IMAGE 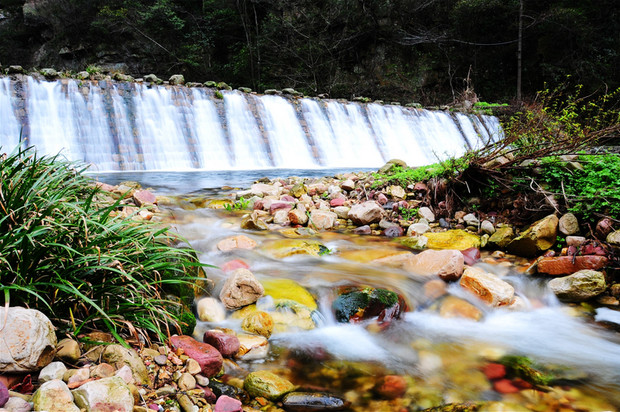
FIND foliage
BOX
[223,197,250,211]
[372,156,471,188]
[398,206,419,221]
[0,147,204,342]
[513,154,620,221]
[472,101,508,115]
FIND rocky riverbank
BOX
[1,161,619,412]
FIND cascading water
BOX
[0,76,502,171]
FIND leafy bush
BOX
[0,147,203,342]
[372,156,471,188]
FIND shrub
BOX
[0,147,204,343]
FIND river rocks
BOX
[282,391,348,411]
[507,214,558,257]
[32,380,80,412]
[488,226,514,248]
[481,220,496,235]
[404,249,464,281]
[388,185,406,199]
[169,74,185,85]
[424,229,481,250]
[169,335,223,377]
[537,256,609,275]
[0,382,7,408]
[548,270,607,301]
[40,67,58,78]
[333,287,403,325]
[463,213,479,227]
[102,344,150,386]
[263,239,329,258]
[607,230,620,246]
[203,330,240,358]
[0,307,56,373]
[2,396,31,412]
[217,235,257,252]
[197,297,227,323]
[214,395,243,412]
[417,207,435,222]
[289,207,309,225]
[439,296,483,320]
[235,334,269,360]
[219,268,264,309]
[72,376,133,412]
[559,213,579,235]
[132,189,157,207]
[348,201,384,225]
[261,278,317,310]
[244,370,296,401]
[459,266,515,307]
[310,209,337,230]
[144,74,163,84]
[375,375,407,399]
[341,179,356,191]
[407,222,430,236]
[39,361,68,383]
[241,311,274,338]
[55,338,81,364]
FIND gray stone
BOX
[406,222,430,236]
[417,207,435,222]
[38,362,67,383]
[548,270,607,302]
[463,213,479,227]
[76,71,90,80]
[7,65,25,74]
[0,307,56,373]
[40,68,58,78]
[144,74,162,84]
[169,74,185,85]
[238,87,252,93]
[32,380,80,412]
[72,376,133,412]
[2,396,32,412]
[102,345,150,386]
[219,268,264,310]
[559,213,580,236]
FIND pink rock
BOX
[280,195,295,202]
[460,247,480,265]
[0,381,8,407]
[353,225,372,235]
[269,202,293,214]
[375,375,407,399]
[330,198,345,207]
[95,182,116,192]
[214,395,243,412]
[203,331,240,358]
[133,190,157,207]
[253,200,264,210]
[404,249,464,281]
[220,259,250,272]
[169,336,223,377]
[383,226,404,237]
[537,256,609,275]
[376,193,388,205]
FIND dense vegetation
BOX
[0,0,618,104]
[0,147,202,342]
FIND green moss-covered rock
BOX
[241,311,274,338]
[244,370,296,400]
[333,287,402,323]
[498,355,553,386]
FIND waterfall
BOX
[0,76,503,171]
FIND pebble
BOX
[154,355,168,366]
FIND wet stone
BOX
[282,391,349,411]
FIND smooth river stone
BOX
[537,256,609,275]
[459,266,514,307]
[169,335,223,377]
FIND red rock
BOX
[537,256,609,275]
[493,379,520,394]
[220,259,249,273]
[330,198,345,207]
[133,190,157,207]
[203,331,240,358]
[200,386,217,403]
[214,395,243,412]
[460,247,480,265]
[383,226,404,237]
[169,335,223,377]
[270,202,293,214]
[280,195,295,202]
[595,218,614,239]
[375,375,407,399]
[512,378,533,389]
[253,200,264,210]
[482,363,506,380]
[376,193,388,205]
[95,182,116,192]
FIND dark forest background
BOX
[0,0,618,104]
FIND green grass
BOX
[0,147,205,343]
[372,156,471,188]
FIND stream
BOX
[98,172,620,411]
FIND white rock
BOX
[406,222,430,236]
[333,206,350,220]
[196,297,226,323]
[32,380,80,412]
[463,213,479,227]
[250,183,280,197]
[0,307,56,373]
[481,220,495,235]
[309,210,337,230]
[417,207,435,222]
[72,376,133,412]
[2,396,32,412]
[39,361,67,383]
[348,201,384,225]
[459,266,515,307]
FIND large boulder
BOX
[548,270,607,302]
[459,267,515,307]
[348,201,384,225]
[404,249,464,281]
[169,335,223,377]
[0,307,56,373]
[32,380,80,412]
[71,376,133,412]
[244,370,296,401]
[507,214,558,257]
[102,344,150,386]
[219,268,265,310]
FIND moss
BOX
[333,291,370,323]
[370,288,398,307]
[499,355,553,386]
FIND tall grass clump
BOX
[0,147,203,343]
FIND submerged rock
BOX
[438,296,483,321]
[244,370,296,401]
[261,278,318,310]
[263,239,329,258]
[459,266,514,307]
[548,270,607,302]
[333,287,404,325]
[241,311,274,338]
[282,391,349,411]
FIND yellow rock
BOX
[338,248,411,265]
[439,296,483,321]
[262,278,317,310]
[424,230,481,250]
[206,199,234,209]
[262,239,328,258]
